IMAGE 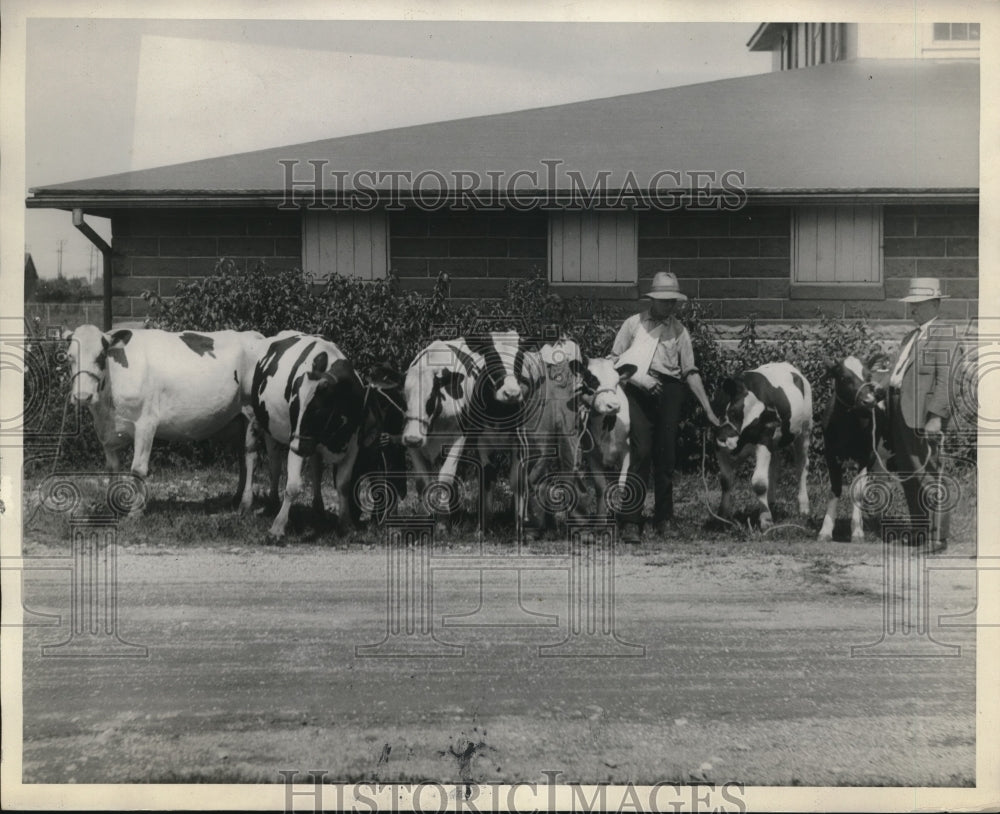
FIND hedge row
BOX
[24,259,974,474]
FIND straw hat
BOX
[899,277,950,303]
[644,271,688,301]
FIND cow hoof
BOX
[265,533,287,547]
[759,517,773,532]
[851,532,866,543]
[817,532,833,543]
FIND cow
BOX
[817,353,891,542]
[401,330,539,524]
[242,331,372,540]
[347,363,408,525]
[62,324,266,500]
[578,357,637,524]
[516,338,590,539]
[712,362,813,531]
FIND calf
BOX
[63,324,266,500]
[817,353,891,542]
[713,362,813,530]
[579,357,637,522]
[244,331,368,540]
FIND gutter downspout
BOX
[72,209,113,331]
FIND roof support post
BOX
[72,209,113,331]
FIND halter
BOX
[835,380,879,411]
[68,369,102,386]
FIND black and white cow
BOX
[243,331,371,540]
[63,324,266,500]
[401,330,540,521]
[817,353,891,542]
[578,357,637,521]
[712,362,813,530]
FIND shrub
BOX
[32,275,98,303]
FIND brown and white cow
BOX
[63,324,266,500]
[578,357,637,522]
[712,362,813,530]
[244,331,374,540]
[817,353,891,542]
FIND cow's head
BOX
[62,324,109,405]
[712,376,781,452]
[823,355,882,411]
[291,353,365,458]
[359,363,406,449]
[401,346,469,448]
[468,331,533,407]
[582,357,636,417]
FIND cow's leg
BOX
[818,452,842,542]
[230,414,250,509]
[264,435,283,512]
[238,417,260,514]
[332,438,360,534]
[129,417,156,479]
[716,449,736,521]
[438,436,467,523]
[311,454,324,517]
[269,450,303,540]
[794,432,810,517]
[850,467,867,542]
[752,445,774,530]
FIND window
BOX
[830,23,844,61]
[549,211,637,284]
[933,22,980,41]
[810,23,824,65]
[792,206,882,286]
[302,211,388,280]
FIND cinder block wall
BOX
[110,209,301,320]
[389,210,548,299]
[637,204,978,322]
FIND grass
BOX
[21,448,978,554]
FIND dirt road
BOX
[20,540,976,786]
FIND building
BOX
[26,22,978,330]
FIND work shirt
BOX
[611,312,697,380]
[889,317,937,388]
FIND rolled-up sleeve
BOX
[611,316,637,358]
[679,328,698,378]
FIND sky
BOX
[22,18,770,280]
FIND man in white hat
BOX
[611,271,720,542]
[885,277,957,551]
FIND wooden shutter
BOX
[302,211,388,280]
[549,211,637,284]
[793,206,882,284]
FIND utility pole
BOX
[56,239,66,278]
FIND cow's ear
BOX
[615,363,637,382]
[308,352,329,380]
[60,328,73,342]
[866,352,891,374]
[821,360,839,381]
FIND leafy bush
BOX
[32,275,98,303]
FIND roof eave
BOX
[25,188,981,214]
[747,23,791,51]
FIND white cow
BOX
[63,324,266,493]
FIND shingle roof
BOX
[27,58,978,210]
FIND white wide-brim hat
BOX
[899,277,950,303]
[645,271,688,301]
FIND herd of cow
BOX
[61,324,892,543]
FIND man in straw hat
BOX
[611,271,720,542]
[885,277,958,552]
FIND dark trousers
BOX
[886,388,950,544]
[623,377,684,527]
